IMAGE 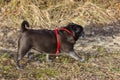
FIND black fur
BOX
[16,21,85,69]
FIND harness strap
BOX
[54,28,74,55]
[58,28,74,37]
[54,29,60,55]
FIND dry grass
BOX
[0,0,120,80]
[0,0,120,28]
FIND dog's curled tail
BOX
[21,20,29,32]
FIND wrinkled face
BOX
[66,23,85,41]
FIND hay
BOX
[0,0,120,28]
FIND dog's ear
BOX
[67,23,83,33]
[66,23,84,40]
[66,23,76,29]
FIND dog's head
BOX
[66,23,85,41]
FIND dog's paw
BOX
[27,52,34,60]
[16,66,24,70]
[46,59,54,63]
[79,58,85,62]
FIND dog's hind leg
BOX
[16,45,31,69]
[69,51,85,62]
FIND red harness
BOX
[53,28,74,55]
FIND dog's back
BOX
[19,21,57,53]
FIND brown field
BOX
[0,0,120,80]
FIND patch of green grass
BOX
[0,46,120,79]
[34,54,46,62]
[97,46,105,53]
[0,53,10,58]
[0,51,120,79]
[56,55,74,63]
[111,67,120,73]
[27,68,59,79]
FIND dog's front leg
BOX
[69,51,85,62]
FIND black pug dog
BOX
[16,20,85,69]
